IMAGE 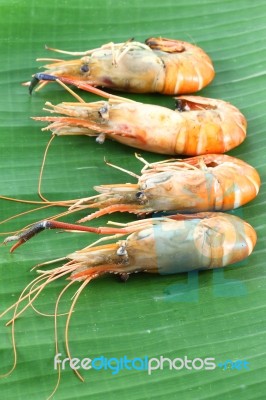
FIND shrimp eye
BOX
[98,105,109,119]
[136,191,147,204]
[175,99,185,112]
[136,191,144,199]
[80,64,89,73]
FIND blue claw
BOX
[29,73,58,94]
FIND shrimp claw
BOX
[29,73,57,94]
[3,220,127,252]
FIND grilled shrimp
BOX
[27,37,215,95]
[34,94,246,155]
[2,213,256,394]
[4,212,257,272]
[66,154,261,222]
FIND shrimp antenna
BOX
[0,273,49,378]
[0,133,82,233]
[47,279,76,399]
[54,79,85,103]
[37,133,84,205]
[38,134,56,202]
[64,278,91,382]
[36,57,65,62]
[104,157,140,179]
[45,44,98,56]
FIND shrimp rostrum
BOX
[67,154,261,222]
[27,37,215,95]
[34,94,247,155]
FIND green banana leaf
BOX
[0,0,265,399]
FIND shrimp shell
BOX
[68,154,261,222]
[33,95,247,156]
[27,37,215,95]
[67,212,257,277]
[4,212,257,275]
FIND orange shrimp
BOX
[26,37,215,95]
[1,213,256,396]
[3,212,257,269]
[65,154,261,222]
[33,92,247,156]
